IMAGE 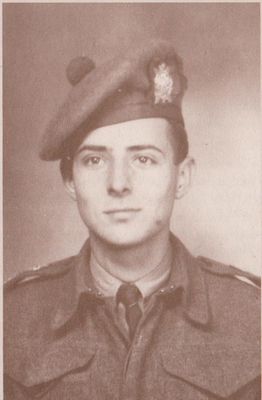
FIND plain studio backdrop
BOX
[3,3,260,280]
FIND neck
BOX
[89,230,171,282]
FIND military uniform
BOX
[4,235,260,399]
[5,40,261,399]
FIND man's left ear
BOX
[175,157,196,199]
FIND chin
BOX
[93,226,163,249]
[100,234,144,249]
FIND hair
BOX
[167,121,189,166]
[60,155,74,181]
[59,120,189,181]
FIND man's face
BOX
[66,118,188,247]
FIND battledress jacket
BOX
[4,235,261,400]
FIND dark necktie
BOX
[116,283,143,339]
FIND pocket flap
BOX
[5,338,96,388]
[161,343,260,398]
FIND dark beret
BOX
[39,39,188,161]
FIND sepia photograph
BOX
[3,3,261,399]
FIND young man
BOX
[4,40,260,400]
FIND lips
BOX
[104,208,141,215]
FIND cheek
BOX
[73,169,104,198]
[151,182,176,226]
[140,169,177,205]
[72,175,100,215]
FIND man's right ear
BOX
[63,178,77,201]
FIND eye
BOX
[82,155,105,168]
[133,155,157,167]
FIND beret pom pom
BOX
[66,56,95,86]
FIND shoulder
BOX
[197,255,260,339]
[4,255,81,387]
[4,255,78,326]
[4,255,77,290]
[198,255,261,288]
[4,255,77,293]
[198,255,260,305]
[4,255,80,366]
[198,255,260,303]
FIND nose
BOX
[107,159,132,197]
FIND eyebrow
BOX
[76,145,107,155]
[76,144,164,155]
[127,145,164,154]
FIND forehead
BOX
[77,118,173,150]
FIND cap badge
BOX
[153,63,174,104]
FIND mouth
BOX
[104,208,141,215]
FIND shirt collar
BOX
[52,234,210,330]
[90,244,172,298]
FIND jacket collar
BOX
[52,234,210,330]
[164,235,210,326]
